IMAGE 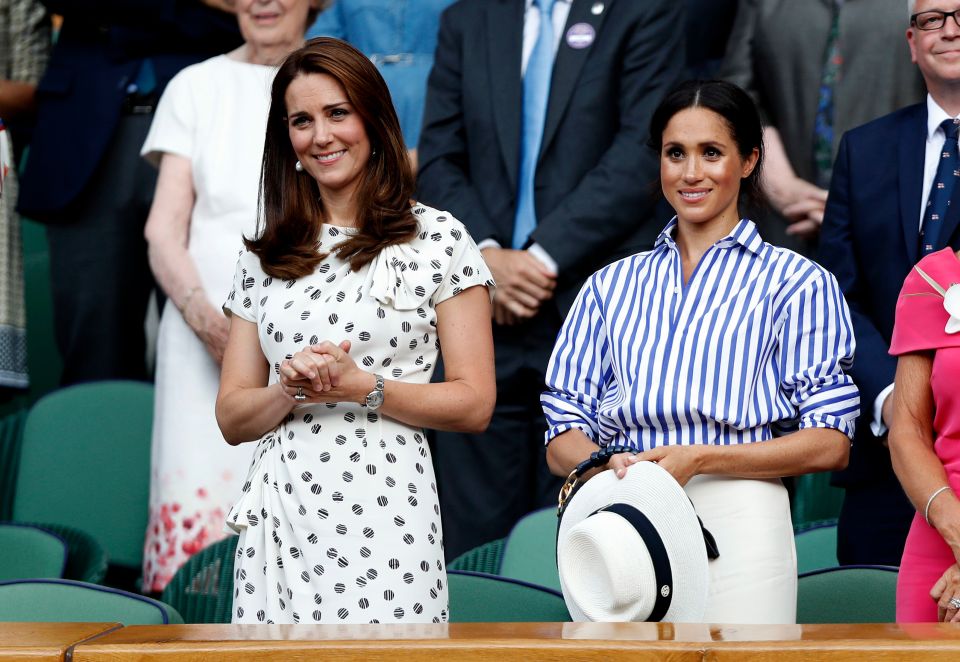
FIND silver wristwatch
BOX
[365,374,385,410]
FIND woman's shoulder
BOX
[409,202,470,238]
[891,249,960,354]
[904,248,960,292]
[759,243,838,291]
[577,251,656,303]
[233,248,266,277]
[164,54,266,101]
[166,54,229,89]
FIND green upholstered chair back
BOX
[0,578,183,624]
[162,535,238,624]
[794,520,839,575]
[499,507,561,591]
[13,381,154,570]
[19,522,109,584]
[796,565,899,624]
[0,410,28,521]
[447,570,570,622]
[447,537,506,574]
[791,471,844,527]
[0,523,67,580]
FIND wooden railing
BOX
[6,621,960,661]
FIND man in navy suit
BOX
[417,0,683,560]
[819,0,960,565]
[17,1,241,385]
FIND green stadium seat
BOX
[0,409,28,520]
[791,471,844,528]
[0,523,67,580]
[13,381,154,575]
[794,520,839,575]
[162,535,238,624]
[447,570,570,622]
[0,578,182,624]
[499,507,560,592]
[20,522,108,584]
[796,565,898,624]
[448,537,506,574]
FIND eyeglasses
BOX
[911,9,960,31]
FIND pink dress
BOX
[893,248,960,622]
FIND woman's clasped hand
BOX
[278,339,369,402]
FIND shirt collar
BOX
[926,94,959,140]
[525,0,572,11]
[654,217,764,256]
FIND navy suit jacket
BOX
[416,0,684,313]
[819,102,960,488]
[17,0,241,220]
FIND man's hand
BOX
[481,247,556,325]
[781,182,828,237]
[760,126,828,239]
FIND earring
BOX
[295,160,303,172]
[371,148,377,157]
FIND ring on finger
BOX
[949,597,960,610]
[293,386,307,402]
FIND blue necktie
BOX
[512,0,556,250]
[129,59,157,96]
[921,118,960,256]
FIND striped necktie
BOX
[812,0,842,189]
[921,118,960,256]
[512,0,556,250]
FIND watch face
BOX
[366,389,384,410]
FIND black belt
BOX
[121,91,158,115]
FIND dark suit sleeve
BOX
[530,0,684,274]
[818,132,897,433]
[417,5,499,243]
[41,0,236,40]
[718,0,765,115]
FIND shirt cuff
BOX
[870,383,896,437]
[527,242,558,275]
[476,238,501,251]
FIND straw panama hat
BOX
[557,461,710,622]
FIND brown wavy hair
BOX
[245,37,417,279]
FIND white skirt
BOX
[684,475,797,625]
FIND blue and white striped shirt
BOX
[542,218,859,450]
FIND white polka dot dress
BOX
[223,204,494,624]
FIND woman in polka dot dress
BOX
[216,38,496,625]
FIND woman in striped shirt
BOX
[542,80,860,624]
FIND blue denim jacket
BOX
[307,0,454,147]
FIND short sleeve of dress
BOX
[140,64,198,167]
[223,250,261,323]
[890,249,960,355]
[432,219,495,305]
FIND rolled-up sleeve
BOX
[541,277,612,446]
[777,267,860,439]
